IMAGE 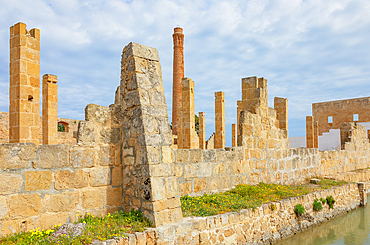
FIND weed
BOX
[0,210,153,244]
[326,196,336,209]
[320,197,327,205]
[313,198,323,211]
[294,204,305,215]
[270,204,276,212]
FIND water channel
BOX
[275,195,370,245]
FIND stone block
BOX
[106,187,122,206]
[43,192,79,212]
[112,166,123,186]
[189,149,203,163]
[9,194,41,218]
[71,146,97,168]
[0,196,8,220]
[161,146,172,163]
[81,188,104,209]
[37,144,70,168]
[38,212,69,230]
[90,167,111,187]
[1,217,35,236]
[25,171,53,191]
[194,179,206,193]
[0,174,22,195]
[175,149,189,163]
[0,143,36,170]
[55,169,89,190]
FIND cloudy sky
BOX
[0,0,369,146]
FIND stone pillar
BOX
[199,112,205,149]
[42,74,58,145]
[314,121,319,148]
[274,97,288,133]
[232,124,237,147]
[215,91,225,149]
[237,100,242,137]
[306,116,314,148]
[181,78,196,149]
[172,27,184,136]
[241,76,268,117]
[120,42,182,227]
[9,22,40,145]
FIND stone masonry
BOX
[179,78,196,149]
[3,23,370,243]
[118,42,182,226]
[42,74,58,145]
[172,27,184,136]
[313,96,370,135]
[9,23,40,145]
[199,112,205,149]
[215,91,225,149]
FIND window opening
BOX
[328,116,333,124]
[353,114,359,121]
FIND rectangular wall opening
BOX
[353,114,359,121]
[328,116,333,123]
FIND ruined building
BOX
[1,23,370,242]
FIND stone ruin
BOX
[1,23,370,236]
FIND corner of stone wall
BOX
[118,42,182,227]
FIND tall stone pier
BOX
[172,27,184,136]
[9,22,40,144]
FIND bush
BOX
[294,204,305,215]
[313,198,323,211]
[320,197,327,205]
[326,196,335,209]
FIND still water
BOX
[275,195,370,245]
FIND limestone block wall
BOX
[318,123,370,176]
[0,142,121,236]
[106,183,360,245]
[0,112,79,145]
[313,96,370,135]
[174,146,320,197]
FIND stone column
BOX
[9,22,40,145]
[274,97,288,133]
[199,112,205,149]
[306,116,314,148]
[172,27,184,136]
[120,42,182,227]
[237,100,242,137]
[314,121,319,148]
[232,124,237,147]
[215,91,225,149]
[42,74,58,145]
[181,78,196,149]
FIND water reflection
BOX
[275,195,370,245]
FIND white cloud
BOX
[0,0,370,146]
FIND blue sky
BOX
[0,0,370,146]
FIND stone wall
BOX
[0,112,79,145]
[318,123,370,176]
[92,183,362,245]
[312,96,370,135]
[0,141,121,236]
[174,146,320,197]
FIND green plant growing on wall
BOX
[313,198,323,211]
[326,196,335,209]
[294,204,305,215]
[320,197,327,205]
[270,204,276,212]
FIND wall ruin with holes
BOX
[2,40,370,238]
[0,112,80,145]
[312,96,370,136]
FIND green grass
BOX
[181,179,347,217]
[0,209,153,245]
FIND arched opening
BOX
[58,121,69,133]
